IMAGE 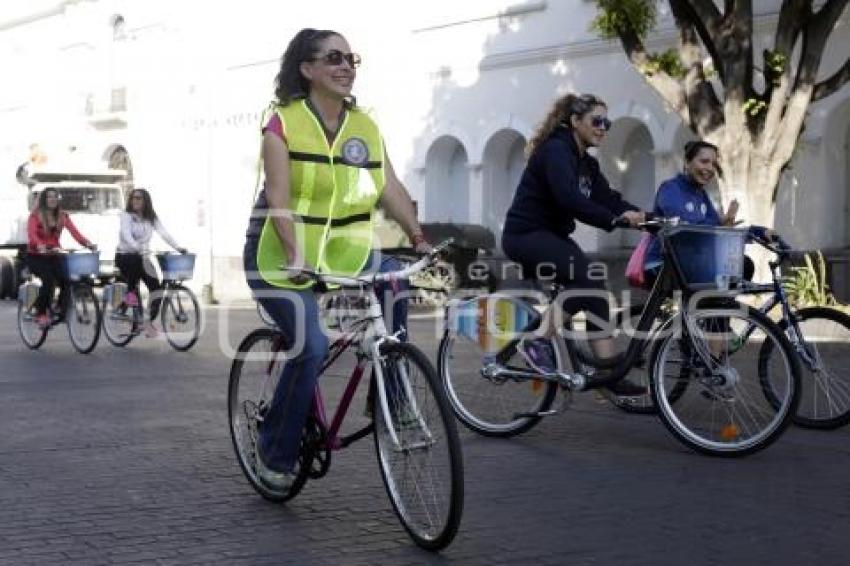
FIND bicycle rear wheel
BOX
[161,285,200,351]
[373,342,463,551]
[67,283,101,354]
[650,305,800,457]
[101,293,137,347]
[760,307,850,429]
[438,325,558,437]
[228,328,310,502]
[18,303,47,349]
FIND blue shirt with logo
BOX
[644,173,723,269]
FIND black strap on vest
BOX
[299,211,371,227]
[289,151,382,169]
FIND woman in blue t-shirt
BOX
[644,140,768,281]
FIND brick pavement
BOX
[0,301,848,565]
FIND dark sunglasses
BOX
[590,116,612,131]
[309,50,362,68]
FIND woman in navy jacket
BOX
[502,93,646,395]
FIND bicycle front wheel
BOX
[18,303,47,349]
[438,328,558,437]
[161,285,201,351]
[760,306,850,430]
[101,293,137,347]
[228,328,310,503]
[373,342,463,551]
[67,284,101,354]
[650,305,800,457]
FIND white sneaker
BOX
[255,453,294,491]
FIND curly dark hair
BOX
[526,93,606,156]
[126,188,158,222]
[273,28,355,108]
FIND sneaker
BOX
[35,313,50,329]
[143,321,160,338]
[517,337,556,374]
[605,378,648,397]
[125,291,139,307]
[255,451,295,491]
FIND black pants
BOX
[115,253,163,319]
[502,230,610,333]
[27,255,67,315]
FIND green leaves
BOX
[641,48,685,78]
[592,0,657,39]
[743,97,768,117]
[783,251,837,309]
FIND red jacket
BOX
[27,210,91,253]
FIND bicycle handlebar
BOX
[280,238,455,289]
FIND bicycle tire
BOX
[161,285,201,351]
[18,303,47,349]
[67,283,101,354]
[373,341,464,551]
[101,291,137,347]
[228,328,310,503]
[438,328,558,437]
[759,306,850,430]
[650,305,800,457]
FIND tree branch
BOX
[680,0,726,84]
[615,17,689,125]
[813,57,850,101]
[670,0,723,135]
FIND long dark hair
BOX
[126,188,158,222]
[273,28,355,108]
[526,93,606,156]
[36,188,61,232]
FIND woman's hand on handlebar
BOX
[617,210,646,228]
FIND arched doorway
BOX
[482,129,526,250]
[599,119,655,248]
[423,136,469,223]
[104,144,134,197]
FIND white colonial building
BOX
[1,0,848,301]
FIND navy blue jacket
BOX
[503,127,638,239]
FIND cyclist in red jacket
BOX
[27,188,97,327]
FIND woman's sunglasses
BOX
[309,50,362,68]
[590,116,612,131]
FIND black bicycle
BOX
[439,218,802,457]
[17,250,102,354]
[608,233,850,430]
[101,252,201,351]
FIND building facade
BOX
[1,0,848,301]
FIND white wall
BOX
[1,0,848,301]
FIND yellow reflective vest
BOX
[256,100,386,288]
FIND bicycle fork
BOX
[371,335,434,452]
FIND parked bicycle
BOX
[438,218,802,457]
[228,242,464,550]
[17,249,102,354]
[101,252,201,351]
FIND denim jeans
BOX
[243,239,408,472]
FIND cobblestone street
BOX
[1,301,848,565]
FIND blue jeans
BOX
[243,240,408,472]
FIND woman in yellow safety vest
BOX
[243,28,430,491]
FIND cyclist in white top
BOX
[115,188,186,337]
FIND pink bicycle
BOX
[228,242,463,551]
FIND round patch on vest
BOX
[341,137,369,166]
[685,201,695,213]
